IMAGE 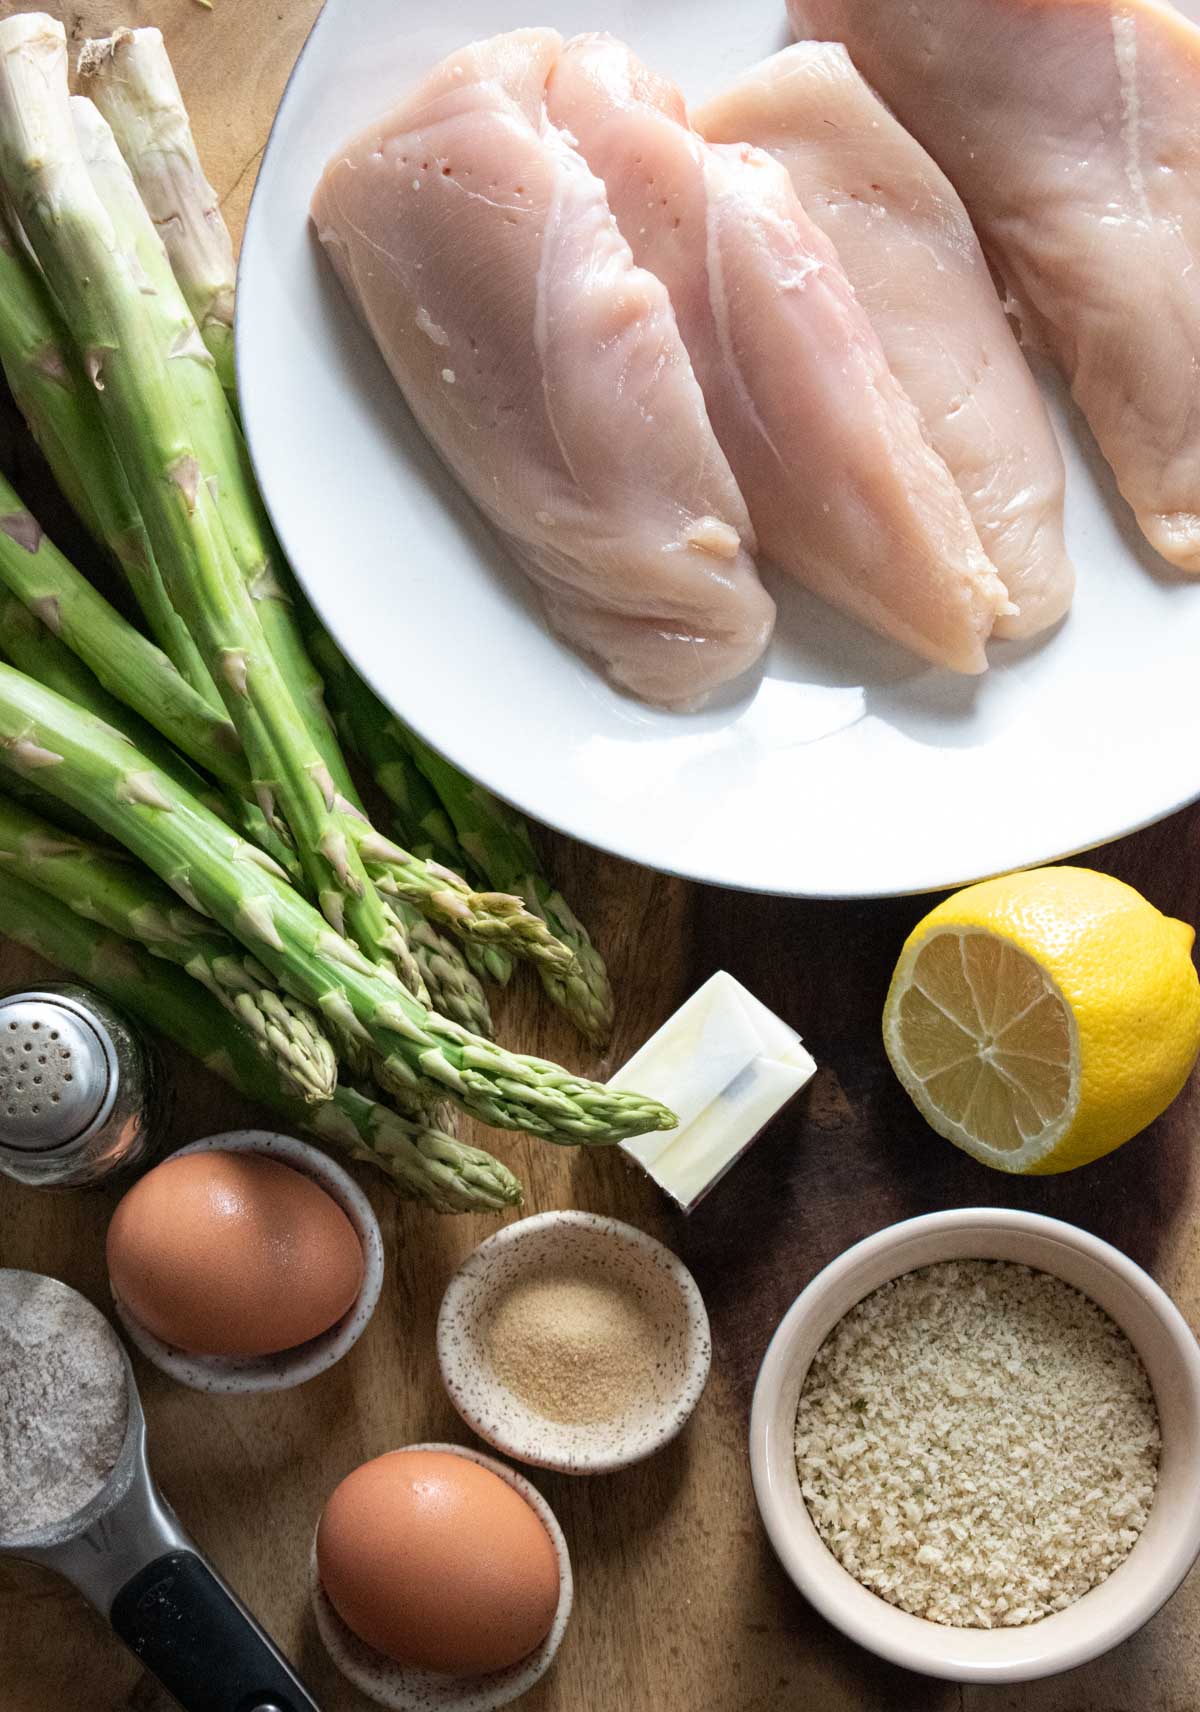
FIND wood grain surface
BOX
[1,4,1199,1709]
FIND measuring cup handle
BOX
[109,1548,320,1712]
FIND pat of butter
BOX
[611,971,816,1212]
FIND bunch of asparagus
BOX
[0,15,662,1211]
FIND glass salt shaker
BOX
[0,983,168,1188]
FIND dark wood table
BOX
[1,5,1198,1708]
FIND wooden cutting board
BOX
[1,5,1199,1709]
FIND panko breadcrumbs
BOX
[795,1261,1159,1628]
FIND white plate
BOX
[238,0,1200,899]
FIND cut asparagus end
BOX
[79,26,237,395]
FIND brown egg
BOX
[106,1151,364,1356]
[316,1450,560,1675]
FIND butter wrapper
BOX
[611,970,816,1212]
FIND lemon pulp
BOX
[886,927,1076,1165]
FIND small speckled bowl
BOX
[111,1128,384,1395]
[310,1440,573,1712]
[437,1211,711,1475]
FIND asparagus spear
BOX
[0,472,245,783]
[0,206,105,542]
[0,475,307,881]
[0,638,97,844]
[0,662,674,1144]
[69,93,340,779]
[0,587,177,765]
[75,33,335,777]
[0,791,337,1104]
[301,618,514,996]
[78,27,237,399]
[398,729,615,1045]
[0,209,303,879]
[75,28,356,806]
[302,619,470,878]
[0,200,220,707]
[0,579,290,867]
[70,90,364,832]
[0,472,297,883]
[0,863,522,1211]
[300,622,609,1038]
[5,70,332,832]
[399,908,494,1036]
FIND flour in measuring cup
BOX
[0,1270,128,1541]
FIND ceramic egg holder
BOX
[310,1442,573,1712]
[111,1129,384,1394]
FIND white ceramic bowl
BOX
[310,1440,573,1712]
[111,1129,384,1395]
[437,1211,711,1474]
[750,1208,1200,1683]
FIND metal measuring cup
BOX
[0,1273,320,1712]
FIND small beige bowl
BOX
[310,1440,573,1712]
[751,1208,1200,1683]
[112,1128,384,1394]
[437,1211,711,1475]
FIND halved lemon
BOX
[883,867,1200,1174]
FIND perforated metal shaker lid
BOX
[0,989,118,1152]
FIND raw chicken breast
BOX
[696,45,1075,639]
[547,33,1011,675]
[787,0,1200,572]
[312,29,773,708]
